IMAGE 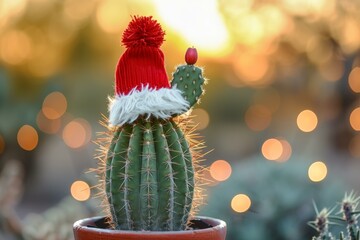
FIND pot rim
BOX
[74,215,226,236]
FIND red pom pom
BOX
[122,16,165,48]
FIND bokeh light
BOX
[62,118,92,149]
[17,125,39,151]
[210,160,232,182]
[261,138,283,161]
[231,194,251,213]
[0,30,32,65]
[297,110,318,132]
[349,67,360,93]
[341,18,360,54]
[191,108,210,130]
[350,107,360,131]
[0,134,5,154]
[233,53,270,85]
[70,180,90,201]
[36,111,61,134]
[277,139,292,162]
[42,92,67,120]
[308,161,327,182]
[245,104,272,131]
[0,0,27,29]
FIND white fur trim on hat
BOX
[108,85,189,126]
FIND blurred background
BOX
[1,0,360,239]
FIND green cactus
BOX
[310,191,360,240]
[171,65,205,110]
[104,117,197,231]
[98,16,206,232]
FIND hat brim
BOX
[108,85,189,126]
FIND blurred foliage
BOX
[200,155,344,240]
[0,161,23,240]
[0,160,97,240]
[22,197,97,240]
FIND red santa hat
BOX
[108,16,188,126]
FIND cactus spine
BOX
[98,16,206,232]
[171,48,206,110]
[105,117,195,231]
[171,65,205,109]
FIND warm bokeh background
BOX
[1,0,360,239]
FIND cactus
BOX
[171,48,206,110]
[310,191,360,240]
[105,117,195,231]
[102,115,204,231]
[308,205,336,240]
[97,16,206,231]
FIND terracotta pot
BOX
[73,216,227,240]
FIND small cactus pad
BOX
[171,65,205,109]
[105,117,194,231]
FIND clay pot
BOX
[73,216,227,240]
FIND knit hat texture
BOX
[108,16,188,126]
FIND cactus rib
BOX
[104,117,197,231]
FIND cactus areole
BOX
[73,15,226,240]
[106,15,206,232]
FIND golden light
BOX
[63,119,92,149]
[42,92,67,120]
[277,139,292,162]
[261,138,283,161]
[25,34,61,78]
[70,180,90,202]
[282,0,328,16]
[234,13,265,46]
[17,125,39,151]
[153,0,231,56]
[231,194,251,213]
[63,0,95,22]
[349,67,360,93]
[0,134,5,154]
[210,160,232,182]
[0,0,27,29]
[319,60,344,82]
[245,104,272,131]
[350,107,360,131]
[308,161,327,182]
[349,135,360,158]
[36,111,61,134]
[0,30,32,65]
[297,110,318,132]
[96,0,129,33]
[233,53,269,84]
[191,108,210,130]
[259,5,288,37]
[342,18,360,54]
[306,36,333,65]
